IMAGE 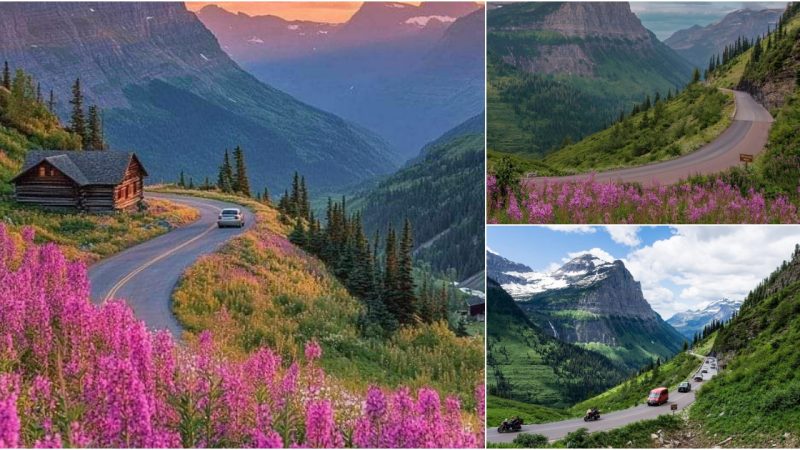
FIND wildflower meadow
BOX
[487,174,800,224]
[0,224,484,448]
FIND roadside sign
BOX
[671,404,678,414]
[740,154,754,163]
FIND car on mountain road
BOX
[217,208,245,228]
[677,381,691,393]
[648,387,669,406]
[693,375,704,382]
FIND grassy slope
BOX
[487,395,570,428]
[160,188,484,407]
[542,85,734,174]
[487,281,628,411]
[689,250,800,446]
[0,86,198,262]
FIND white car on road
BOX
[217,208,245,228]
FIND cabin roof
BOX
[12,151,147,186]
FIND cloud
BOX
[566,247,617,264]
[544,225,597,234]
[623,226,800,318]
[606,226,641,247]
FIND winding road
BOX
[487,356,719,443]
[528,90,773,186]
[88,193,253,338]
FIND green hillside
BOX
[352,115,484,280]
[541,84,733,174]
[487,2,693,157]
[487,279,628,410]
[689,245,800,446]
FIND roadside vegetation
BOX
[0,227,484,447]
[487,396,571,427]
[159,186,484,409]
[689,245,800,446]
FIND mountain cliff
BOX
[490,252,685,369]
[199,2,484,158]
[487,278,628,408]
[665,8,782,69]
[487,1,694,156]
[667,298,743,339]
[0,2,398,191]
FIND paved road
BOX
[88,193,253,337]
[527,90,773,186]
[488,356,719,443]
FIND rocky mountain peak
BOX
[542,2,650,40]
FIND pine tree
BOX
[290,172,301,217]
[47,89,55,113]
[87,105,105,150]
[179,170,186,188]
[69,78,88,148]
[396,218,416,324]
[188,177,194,190]
[299,176,310,219]
[691,67,701,84]
[36,82,42,103]
[383,225,399,321]
[288,217,307,247]
[217,150,234,193]
[1,61,9,90]
[232,146,250,196]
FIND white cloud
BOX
[624,226,800,318]
[606,226,641,247]
[544,225,597,234]
[566,247,617,264]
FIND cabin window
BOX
[38,166,46,177]
[49,168,56,176]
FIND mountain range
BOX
[488,250,686,369]
[0,2,398,192]
[353,114,485,281]
[487,1,694,156]
[196,2,485,158]
[664,8,783,69]
[666,298,743,339]
[487,278,628,408]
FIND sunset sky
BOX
[185,2,417,23]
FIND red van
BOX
[647,387,669,406]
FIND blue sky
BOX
[487,226,800,319]
[631,2,788,40]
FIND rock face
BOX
[0,2,397,191]
[490,251,685,369]
[667,298,744,339]
[665,8,782,69]
[197,2,484,159]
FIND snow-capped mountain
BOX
[667,298,744,339]
[487,251,616,300]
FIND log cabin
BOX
[11,150,148,212]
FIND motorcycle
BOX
[583,408,601,422]
[497,417,523,433]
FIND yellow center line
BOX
[102,206,222,302]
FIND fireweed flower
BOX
[0,226,483,448]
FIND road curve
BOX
[528,90,773,186]
[88,193,253,338]
[487,357,719,443]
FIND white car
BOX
[217,208,245,228]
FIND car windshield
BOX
[221,209,239,216]
[649,392,659,398]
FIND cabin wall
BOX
[112,166,144,211]
[13,164,79,208]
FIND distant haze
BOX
[631,1,787,40]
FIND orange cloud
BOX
[185,2,420,23]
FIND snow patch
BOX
[287,25,299,31]
[146,16,153,21]
[247,37,264,44]
[405,15,456,27]
[317,30,328,34]
[89,8,95,12]
[200,53,209,61]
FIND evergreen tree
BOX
[262,187,271,205]
[395,219,416,324]
[692,67,701,84]
[69,78,88,148]
[217,149,234,193]
[299,176,310,219]
[288,217,307,247]
[232,146,250,196]
[87,105,105,150]
[179,170,186,188]
[1,61,9,90]
[188,177,194,190]
[47,89,55,113]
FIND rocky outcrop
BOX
[667,298,744,339]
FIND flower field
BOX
[487,175,800,224]
[0,224,484,448]
[165,189,485,409]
